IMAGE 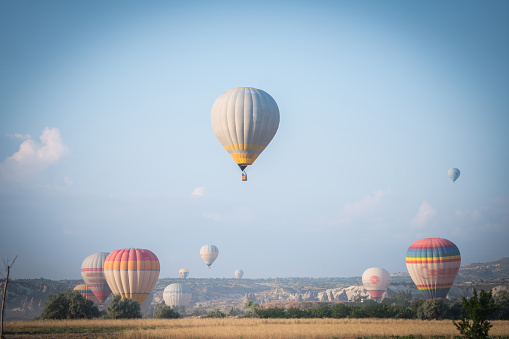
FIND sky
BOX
[1,0,508,280]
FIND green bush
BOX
[106,295,142,319]
[40,290,100,320]
[286,307,309,318]
[310,305,332,318]
[417,299,448,320]
[453,289,498,339]
[331,303,351,318]
[153,303,181,319]
[203,308,226,318]
[492,290,509,320]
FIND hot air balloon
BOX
[406,238,461,299]
[81,252,112,306]
[104,248,160,305]
[179,268,189,279]
[362,267,391,301]
[163,283,192,308]
[211,87,280,181]
[200,245,219,269]
[448,168,460,183]
[234,269,244,279]
[74,284,99,303]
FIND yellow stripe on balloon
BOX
[230,153,259,165]
[223,144,267,151]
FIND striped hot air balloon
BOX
[81,252,112,305]
[362,267,391,301]
[200,245,219,269]
[211,87,280,181]
[179,268,189,279]
[406,238,461,299]
[74,284,99,303]
[234,269,244,279]
[104,248,160,305]
[163,283,192,308]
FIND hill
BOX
[2,257,508,320]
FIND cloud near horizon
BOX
[191,186,207,197]
[410,201,437,228]
[0,127,68,181]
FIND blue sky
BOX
[1,0,508,280]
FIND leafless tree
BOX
[1,255,17,339]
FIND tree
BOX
[453,289,498,339]
[1,256,17,339]
[242,301,259,318]
[492,290,509,320]
[417,299,448,320]
[40,290,100,320]
[203,308,226,318]
[106,295,142,319]
[153,303,180,319]
[310,305,331,318]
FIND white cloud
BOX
[339,188,390,219]
[410,201,437,228]
[0,127,68,180]
[64,176,74,186]
[191,186,207,197]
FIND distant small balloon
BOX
[448,168,460,183]
[179,268,189,279]
[163,283,192,307]
[200,245,219,269]
[362,267,391,301]
[235,269,244,279]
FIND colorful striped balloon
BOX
[104,248,160,305]
[81,252,112,304]
[163,283,192,307]
[406,238,461,299]
[73,284,99,303]
[179,268,189,279]
[362,267,391,301]
[200,245,219,269]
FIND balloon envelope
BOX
[163,283,192,307]
[406,238,461,299]
[234,269,244,279]
[104,248,160,305]
[362,267,391,300]
[448,168,460,183]
[179,269,189,279]
[74,284,99,303]
[81,252,112,304]
[200,245,219,268]
[211,87,280,170]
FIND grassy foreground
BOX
[5,318,509,338]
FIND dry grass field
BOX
[5,318,509,338]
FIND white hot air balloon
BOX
[81,252,112,306]
[163,283,192,308]
[234,269,244,279]
[362,267,391,302]
[200,245,219,269]
[448,168,460,183]
[211,87,280,181]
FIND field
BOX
[4,318,509,338]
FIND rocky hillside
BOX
[2,257,508,320]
